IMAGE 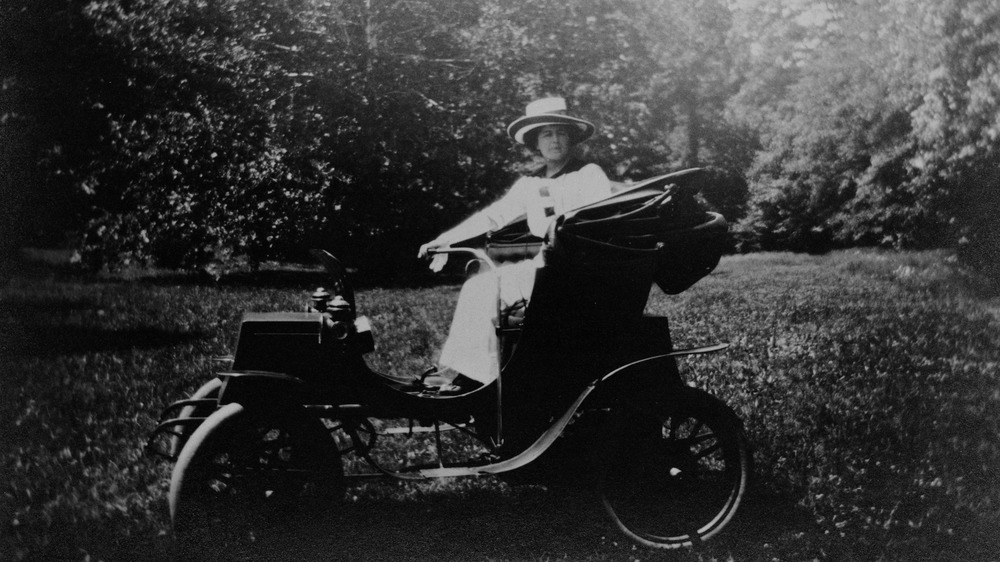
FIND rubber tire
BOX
[168,377,222,458]
[169,403,344,550]
[597,386,750,549]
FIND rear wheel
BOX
[598,386,749,549]
[169,403,344,549]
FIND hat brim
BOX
[507,114,595,145]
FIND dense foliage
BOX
[2,250,998,560]
[728,0,1000,266]
[2,0,997,281]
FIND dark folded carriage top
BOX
[489,167,729,294]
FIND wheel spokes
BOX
[600,392,749,549]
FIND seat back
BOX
[495,247,657,446]
[494,168,727,438]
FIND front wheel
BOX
[598,386,750,549]
[168,377,222,458]
[169,403,344,548]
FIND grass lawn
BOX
[1,250,998,561]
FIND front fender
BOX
[217,370,305,409]
[588,342,731,407]
[600,342,728,384]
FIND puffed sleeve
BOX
[435,178,535,245]
[480,177,536,229]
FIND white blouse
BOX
[440,163,612,245]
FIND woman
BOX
[418,97,612,389]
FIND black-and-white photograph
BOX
[2,0,998,560]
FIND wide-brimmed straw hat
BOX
[506,97,595,146]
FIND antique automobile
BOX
[147,168,751,550]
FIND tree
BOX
[465,0,751,218]
[728,0,1000,261]
[903,0,1000,283]
[462,0,657,173]
[1,0,121,265]
[75,0,321,268]
[634,0,753,220]
[72,0,515,274]
[19,0,997,278]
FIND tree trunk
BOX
[684,89,700,169]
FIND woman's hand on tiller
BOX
[418,241,449,272]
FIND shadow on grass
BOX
[0,324,205,358]
[707,486,830,560]
[136,268,334,290]
[133,267,463,291]
[156,486,617,562]
[123,482,831,562]
[5,249,472,291]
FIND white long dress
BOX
[436,162,612,384]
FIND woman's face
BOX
[535,125,574,163]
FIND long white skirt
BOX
[437,260,538,384]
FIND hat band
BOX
[507,114,595,145]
